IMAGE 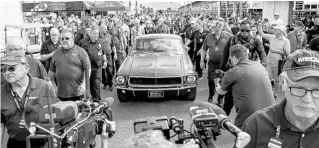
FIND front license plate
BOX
[148,90,164,98]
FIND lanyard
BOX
[11,88,31,112]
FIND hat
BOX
[274,13,279,16]
[308,37,319,51]
[273,25,286,32]
[293,21,304,27]
[189,18,196,24]
[1,53,28,66]
[282,50,319,81]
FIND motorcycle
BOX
[24,97,115,148]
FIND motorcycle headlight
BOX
[187,76,196,83]
[116,76,125,84]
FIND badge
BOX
[249,39,254,44]
[200,39,203,42]
[98,50,102,56]
[46,32,49,36]
[98,44,102,49]
[268,126,283,148]
[215,46,219,51]
[19,114,26,128]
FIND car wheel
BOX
[117,89,131,102]
[184,87,197,101]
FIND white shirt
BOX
[121,24,130,38]
[271,18,283,26]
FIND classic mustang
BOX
[115,34,197,102]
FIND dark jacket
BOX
[220,34,267,71]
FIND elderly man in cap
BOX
[1,38,48,85]
[306,13,319,43]
[1,53,57,148]
[199,18,233,104]
[271,12,283,26]
[258,23,290,99]
[287,21,307,53]
[242,50,319,148]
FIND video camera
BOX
[133,104,251,148]
[133,106,222,144]
[25,97,115,148]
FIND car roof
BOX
[136,34,182,40]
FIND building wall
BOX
[262,1,294,26]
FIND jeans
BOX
[102,54,114,87]
[90,69,102,101]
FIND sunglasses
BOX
[241,29,251,33]
[1,66,18,73]
[61,37,71,41]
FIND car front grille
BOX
[129,77,182,85]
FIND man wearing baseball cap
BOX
[242,49,319,148]
[306,13,319,43]
[1,53,58,148]
[271,12,283,26]
[287,21,307,53]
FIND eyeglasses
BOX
[240,29,251,33]
[61,37,71,41]
[1,65,19,73]
[287,81,319,98]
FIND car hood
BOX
[129,54,183,77]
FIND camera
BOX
[189,106,219,129]
[134,116,170,140]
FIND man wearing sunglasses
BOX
[221,20,267,71]
[1,53,57,148]
[219,20,267,115]
[48,29,92,101]
[242,50,319,148]
[1,38,48,85]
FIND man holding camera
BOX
[242,50,319,148]
[216,44,275,128]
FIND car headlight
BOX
[187,76,196,83]
[116,76,125,84]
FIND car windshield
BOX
[133,38,184,54]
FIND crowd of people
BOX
[1,8,319,148]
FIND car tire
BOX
[184,87,197,101]
[117,89,131,102]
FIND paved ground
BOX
[1,70,238,148]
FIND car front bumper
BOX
[116,85,197,98]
